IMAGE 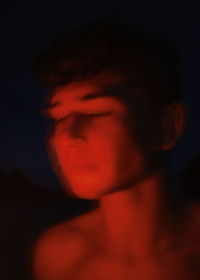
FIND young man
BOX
[32,19,200,280]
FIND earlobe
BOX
[160,102,187,151]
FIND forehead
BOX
[44,77,129,118]
[50,71,124,104]
[49,72,125,104]
[50,81,102,104]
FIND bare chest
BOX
[63,251,199,280]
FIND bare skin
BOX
[33,196,200,280]
[33,74,200,280]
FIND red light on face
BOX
[67,166,97,173]
[46,79,159,200]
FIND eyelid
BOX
[86,112,112,117]
[44,111,112,122]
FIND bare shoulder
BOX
[33,209,101,280]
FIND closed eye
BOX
[44,112,112,126]
[86,112,112,118]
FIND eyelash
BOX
[85,112,111,119]
[45,112,111,126]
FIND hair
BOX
[33,18,183,108]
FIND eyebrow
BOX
[80,83,138,101]
[42,90,113,110]
[42,82,134,110]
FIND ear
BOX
[159,102,187,151]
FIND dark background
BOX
[0,1,200,279]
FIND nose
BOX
[69,115,86,140]
[54,114,87,145]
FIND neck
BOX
[99,169,175,262]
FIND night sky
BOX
[1,1,200,188]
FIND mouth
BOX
[67,166,97,172]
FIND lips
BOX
[67,165,96,172]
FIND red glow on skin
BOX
[45,77,150,199]
[34,74,200,280]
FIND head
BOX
[34,18,186,199]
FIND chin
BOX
[59,167,120,199]
[69,183,106,199]
[66,177,114,199]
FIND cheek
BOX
[47,133,71,177]
[47,136,64,171]
[89,121,136,169]
[88,129,146,193]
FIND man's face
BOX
[43,77,158,199]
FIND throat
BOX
[99,171,175,261]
